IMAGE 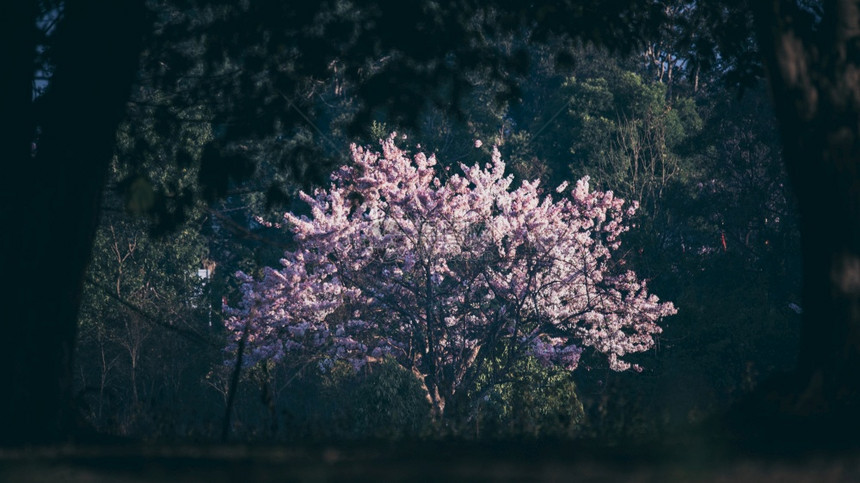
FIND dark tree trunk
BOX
[749,0,860,438]
[0,1,147,445]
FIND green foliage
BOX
[317,358,433,440]
[228,358,432,442]
[564,67,702,217]
[230,355,583,442]
[112,87,215,230]
[76,212,220,436]
[467,357,585,440]
[368,121,390,143]
[72,12,800,444]
[502,131,549,182]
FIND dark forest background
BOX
[71,1,799,443]
[3,0,859,449]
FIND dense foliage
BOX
[62,1,812,444]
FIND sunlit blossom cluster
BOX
[225,134,676,413]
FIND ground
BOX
[2,441,859,482]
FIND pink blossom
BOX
[225,133,676,417]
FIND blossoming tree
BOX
[226,134,676,418]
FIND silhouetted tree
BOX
[0,1,148,444]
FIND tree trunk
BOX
[0,1,147,445]
[749,0,860,438]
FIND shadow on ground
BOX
[3,437,860,482]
